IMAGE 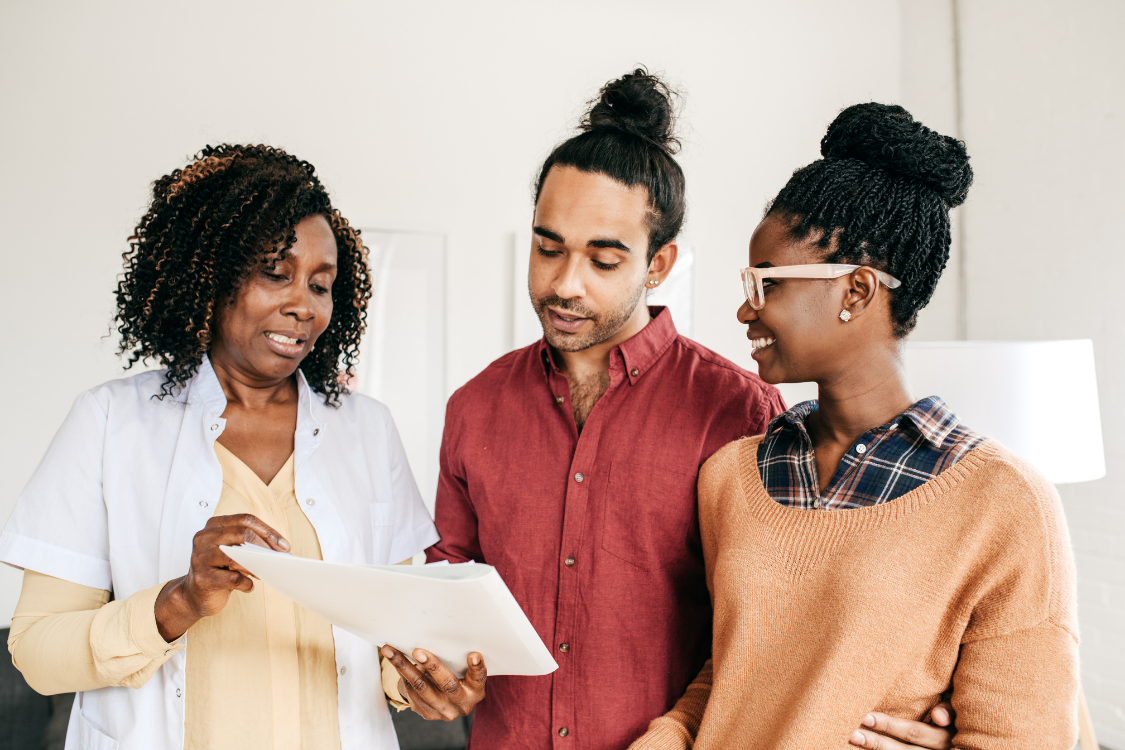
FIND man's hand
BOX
[381,644,486,721]
[848,702,956,749]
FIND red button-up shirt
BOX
[428,308,784,750]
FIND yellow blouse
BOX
[8,445,344,750]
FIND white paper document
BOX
[221,544,558,676]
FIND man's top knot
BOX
[581,67,680,155]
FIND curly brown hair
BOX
[115,144,371,405]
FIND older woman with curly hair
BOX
[1,145,438,750]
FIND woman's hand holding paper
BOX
[381,644,487,721]
[154,513,291,642]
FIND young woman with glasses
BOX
[631,103,1080,750]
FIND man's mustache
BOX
[535,295,597,320]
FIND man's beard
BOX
[531,279,647,352]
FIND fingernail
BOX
[862,714,875,727]
[471,654,480,666]
[278,538,291,551]
[933,707,948,723]
[414,651,428,664]
[381,646,393,658]
[850,731,866,746]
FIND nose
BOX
[736,299,759,325]
[281,283,317,322]
[553,256,586,300]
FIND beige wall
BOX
[0,1,900,621]
[903,1,1125,745]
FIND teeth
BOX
[266,332,299,345]
[750,337,776,350]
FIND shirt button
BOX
[630,368,639,377]
[313,428,320,436]
[856,444,867,454]
[199,501,208,508]
[813,498,822,509]
[556,396,564,404]
[306,498,316,506]
[558,727,569,737]
[175,688,182,698]
[564,556,575,567]
[559,643,569,652]
[339,666,347,675]
[574,473,583,483]
[210,424,218,431]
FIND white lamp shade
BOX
[904,340,1105,485]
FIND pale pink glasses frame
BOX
[740,264,902,310]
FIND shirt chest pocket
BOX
[601,459,700,571]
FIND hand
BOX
[381,644,486,721]
[154,514,290,641]
[848,702,956,749]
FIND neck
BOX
[209,349,298,410]
[553,303,652,379]
[808,341,914,447]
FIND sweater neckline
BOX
[737,435,1001,532]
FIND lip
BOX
[264,330,308,358]
[546,306,591,334]
[746,330,776,361]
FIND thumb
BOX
[464,652,487,690]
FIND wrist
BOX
[154,577,199,642]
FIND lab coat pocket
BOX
[601,459,699,571]
[73,705,120,750]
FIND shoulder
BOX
[78,368,179,415]
[955,440,1078,637]
[672,336,781,401]
[447,344,540,411]
[699,436,763,496]
[317,388,394,432]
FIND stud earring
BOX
[839,310,852,322]
[648,279,659,286]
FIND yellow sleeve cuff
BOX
[127,582,184,660]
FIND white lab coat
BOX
[0,357,439,750]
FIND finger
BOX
[861,712,953,750]
[928,701,954,727]
[850,728,911,749]
[216,514,291,551]
[382,646,441,703]
[398,677,446,721]
[412,650,465,719]
[414,650,463,697]
[463,652,487,693]
[205,568,254,593]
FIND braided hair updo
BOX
[115,144,371,405]
[535,67,686,261]
[767,103,972,336]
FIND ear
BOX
[842,266,882,321]
[646,242,679,285]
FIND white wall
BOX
[0,1,901,624]
[954,2,1125,745]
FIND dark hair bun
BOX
[820,102,972,208]
[582,68,680,154]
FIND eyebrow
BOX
[588,237,631,252]
[754,262,775,268]
[533,226,631,253]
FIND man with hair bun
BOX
[383,73,956,750]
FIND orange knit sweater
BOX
[630,436,1079,750]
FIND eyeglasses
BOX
[740,264,902,310]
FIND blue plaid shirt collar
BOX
[765,395,962,450]
[758,395,984,510]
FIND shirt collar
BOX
[538,306,678,384]
[765,395,962,449]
